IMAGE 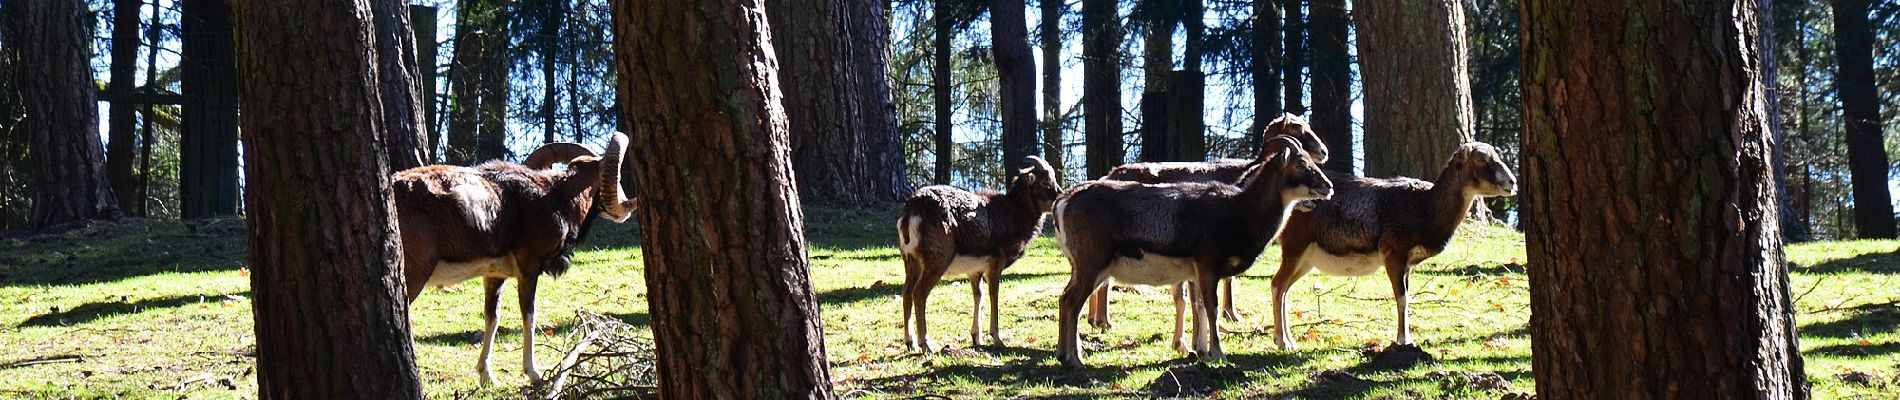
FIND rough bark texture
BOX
[1253,0,1281,153]
[993,0,1041,176]
[412,5,439,163]
[1355,0,1475,179]
[769,0,911,207]
[1520,0,1807,397]
[373,0,428,171]
[1083,0,1125,178]
[1173,0,1203,160]
[13,0,125,230]
[1281,0,1303,114]
[613,0,835,397]
[1308,0,1350,172]
[1041,0,1065,178]
[233,0,424,397]
[447,0,511,164]
[180,0,241,218]
[1832,0,1893,238]
[932,1,954,185]
[108,0,142,213]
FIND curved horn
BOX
[522,143,596,169]
[1259,135,1303,162]
[597,132,637,223]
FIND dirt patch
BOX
[1145,363,1241,398]
[1427,370,1511,392]
[1362,343,1436,370]
[1308,369,1365,384]
[1837,370,1882,387]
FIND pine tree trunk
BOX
[993,0,1040,176]
[448,0,511,164]
[108,0,143,214]
[1138,0,1174,163]
[1083,0,1124,178]
[1308,0,1351,172]
[1520,0,1807,396]
[614,0,834,396]
[770,0,910,207]
[539,0,560,145]
[1041,0,1065,178]
[372,0,427,171]
[1281,0,1304,114]
[138,10,159,217]
[1253,0,1281,153]
[180,0,241,218]
[1171,0,1203,160]
[1832,0,1893,239]
[233,0,423,396]
[412,5,439,163]
[932,1,954,185]
[1355,0,1475,179]
[13,0,125,231]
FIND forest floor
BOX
[1,206,1898,399]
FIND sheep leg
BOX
[1058,262,1107,368]
[1087,285,1111,330]
[1195,272,1225,363]
[910,260,948,353]
[967,272,984,348]
[517,274,543,383]
[1170,282,1190,353]
[1272,252,1315,350]
[900,254,921,349]
[476,277,504,387]
[986,260,1004,347]
[1385,255,1415,345]
[1221,277,1241,321]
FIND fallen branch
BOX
[542,329,603,399]
[0,355,83,370]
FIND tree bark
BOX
[769,0,911,207]
[993,0,1040,176]
[372,0,428,171]
[1355,0,1475,179]
[413,5,439,163]
[448,0,511,164]
[1832,0,1893,238]
[933,1,954,185]
[1253,0,1281,153]
[233,0,424,396]
[12,0,125,231]
[108,0,143,214]
[137,3,160,217]
[1138,0,1174,162]
[1082,0,1124,178]
[1520,0,1807,397]
[1041,0,1065,178]
[1308,0,1351,172]
[180,0,241,218]
[614,0,834,396]
[1281,0,1304,114]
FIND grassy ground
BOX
[1,207,1897,399]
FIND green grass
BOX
[2,208,1897,398]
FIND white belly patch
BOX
[1104,251,1198,286]
[1303,243,1386,276]
[944,256,993,276]
[427,257,519,288]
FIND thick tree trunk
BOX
[108,0,142,214]
[13,0,125,231]
[1138,0,1174,163]
[233,0,423,397]
[614,0,834,396]
[1041,0,1065,178]
[1355,0,1475,179]
[1172,0,1203,160]
[1520,0,1807,397]
[1253,0,1281,153]
[770,0,910,207]
[1082,0,1124,178]
[994,0,1040,176]
[1833,0,1893,239]
[932,1,954,185]
[180,0,241,218]
[1281,0,1304,114]
[413,5,439,163]
[1308,0,1350,172]
[372,0,428,171]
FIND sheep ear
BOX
[1274,147,1294,169]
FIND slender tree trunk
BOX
[1281,0,1304,114]
[1308,0,1350,172]
[373,0,427,171]
[1355,0,1475,179]
[1138,0,1174,162]
[138,6,159,217]
[1041,0,1065,178]
[614,0,834,396]
[474,1,511,163]
[1171,0,1203,161]
[180,0,241,218]
[933,1,954,185]
[448,0,511,164]
[1253,0,1281,153]
[0,28,19,230]
[233,0,423,396]
[540,0,560,145]
[1833,0,1893,239]
[1520,0,1807,396]
[12,0,125,231]
[109,0,143,214]
[994,0,1040,176]
[1082,0,1124,178]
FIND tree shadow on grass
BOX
[854,344,1313,398]
[1802,304,1900,339]
[1797,251,1900,274]
[17,293,229,327]
[0,219,247,288]
[415,311,650,346]
[816,272,1066,305]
